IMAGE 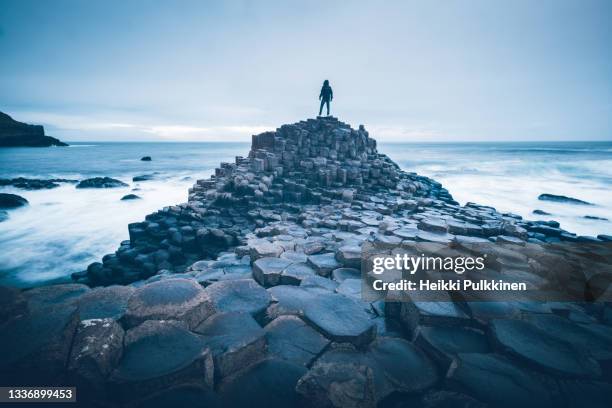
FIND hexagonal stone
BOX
[332,267,361,283]
[219,358,307,408]
[308,252,341,277]
[110,320,213,400]
[281,262,316,285]
[280,250,308,263]
[300,338,438,404]
[418,218,448,233]
[77,285,135,321]
[264,316,330,366]
[416,230,455,244]
[266,285,322,321]
[24,283,90,310]
[252,257,294,287]
[335,278,362,299]
[123,278,215,329]
[195,311,266,379]
[447,353,555,408]
[524,314,612,361]
[302,293,376,347]
[490,319,601,378]
[249,240,284,260]
[416,326,489,371]
[300,275,339,291]
[68,318,124,391]
[0,305,79,384]
[335,245,362,268]
[205,279,271,316]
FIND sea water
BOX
[1,141,610,287]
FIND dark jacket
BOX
[320,85,333,101]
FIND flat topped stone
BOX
[490,319,601,378]
[416,326,489,370]
[447,353,555,408]
[264,315,330,366]
[219,358,307,408]
[195,311,266,379]
[281,262,316,285]
[205,279,271,316]
[123,278,215,329]
[77,285,135,321]
[332,267,361,283]
[252,257,294,287]
[307,252,341,277]
[301,293,376,347]
[111,320,212,396]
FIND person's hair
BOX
[323,79,329,86]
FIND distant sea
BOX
[1,141,611,287]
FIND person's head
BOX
[323,79,329,86]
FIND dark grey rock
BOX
[308,252,341,277]
[489,318,601,378]
[140,156,152,161]
[123,278,215,329]
[205,279,271,316]
[447,353,555,408]
[195,311,266,379]
[77,285,135,321]
[538,193,593,205]
[76,177,128,189]
[252,257,294,286]
[0,193,28,209]
[24,283,90,310]
[110,320,213,400]
[264,315,329,366]
[121,193,141,200]
[416,326,489,371]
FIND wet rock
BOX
[110,320,213,400]
[336,278,362,299]
[0,305,79,384]
[281,262,316,285]
[195,311,266,379]
[77,285,135,321]
[332,267,361,283]
[447,353,555,408]
[538,193,593,205]
[140,156,152,161]
[0,192,28,209]
[132,174,154,181]
[533,209,551,215]
[0,177,77,190]
[335,245,362,268]
[205,279,271,316]
[123,278,215,329]
[489,319,601,378]
[0,210,7,222]
[302,293,376,347]
[219,358,307,408]
[68,318,124,391]
[76,177,129,188]
[121,193,141,200]
[264,315,330,366]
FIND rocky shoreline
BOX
[1,117,611,407]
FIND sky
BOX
[0,0,611,142]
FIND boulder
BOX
[538,193,593,205]
[123,278,215,329]
[0,193,28,209]
[121,194,141,200]
[140,156,152,161]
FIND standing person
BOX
[319,80,333,116]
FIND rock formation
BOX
[1,117,611,407]
[0,111,67,147]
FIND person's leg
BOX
[319,99,325,116]
[326,100,330,116]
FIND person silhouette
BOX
[318,80,333,116]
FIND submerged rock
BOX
[0,177,78,190]
[0,193,28,209]
[140,156,152,161]
[538,193,593,205]
[121,193,141,200]
[76,177,128,189]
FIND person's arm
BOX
[330,87,333,101]
[319,88,323,100]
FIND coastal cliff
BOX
[1,117,611,407]
[0,111,67,147]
